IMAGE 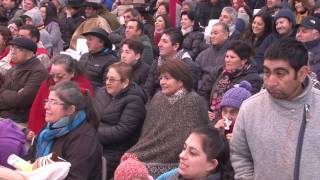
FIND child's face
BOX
[221,106,239,122]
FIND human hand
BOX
[214,118,225,130]
[208,111,215,121]
[18,88,24,93]
[226,133,233,141]
[26,130,35,141]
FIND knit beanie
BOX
[220,81,252,109]
[274,8,296,26]
[114,157,149,180]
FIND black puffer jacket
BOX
[182,29,204,60]
[93,83,146,178]
[79,48,118,89]
[132,60,150,86]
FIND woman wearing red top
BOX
[28,54,94,135]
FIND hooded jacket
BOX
[305,39,320,80]
[254,8,297,73]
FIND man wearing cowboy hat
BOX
[69,0,112,50]
[79,27,118,89]
[0,37,48,123]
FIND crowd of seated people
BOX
[0,0,320,179]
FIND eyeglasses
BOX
[43,99,66,106]
[106,77,122,83]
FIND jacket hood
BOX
[24,8,44,27]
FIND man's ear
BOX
[297,65,310,83]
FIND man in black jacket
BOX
[79,27,118,90]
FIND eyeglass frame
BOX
[43,99,66,106]
[105,77,122,83]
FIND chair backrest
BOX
[101,156,107,180]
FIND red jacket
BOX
[28,75,94,134]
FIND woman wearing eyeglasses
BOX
[28,54,94,138]
[27,81,102,180]
[93,62,146,179]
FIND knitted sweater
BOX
[230,77,320,180]
[128,91,208,176]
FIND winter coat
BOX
[0,119,26,168]
[305,39,320,80]
[132,60,150,85]
[231,77,320,180]
[69,15,112,50]
[0,57,48,123]
[93,83,146,178]
[198,62,263,103]
[108,25,125,48]
[60,12,86,48]
[127,91,208,177]
[139,35,154,65]
[196,42,229,89]
[28,121,102,180]
[79,49,118,89]
[45,21,64,56]
[254,9,296,73]
[98,8,120,31]
[28,75,94,134]
[182,29,204,59]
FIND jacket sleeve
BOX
[230,106,254,180]
[0,70,48,109]
[97,96,146,145]
[108,27,124,45]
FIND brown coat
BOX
[0,57,48,122]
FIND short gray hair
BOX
[222,7,238,24]
[212,22,230,34]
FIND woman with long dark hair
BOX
[40,1,63,56]
[240,11,272,55]
[180,11,204,59]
